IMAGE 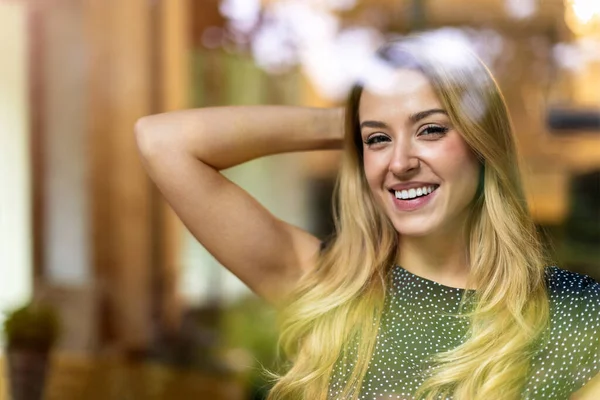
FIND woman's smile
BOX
[388,184,440,212]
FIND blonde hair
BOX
[264,33,551,400]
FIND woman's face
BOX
[358,68,481,238]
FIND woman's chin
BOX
[393,222,438,238]
[396,229,434,238]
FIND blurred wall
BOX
[30,1,98,354]
[0,3,33,336]
[43,1,90,286]
[26,0,190,354]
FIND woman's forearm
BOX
[135,105,344,170]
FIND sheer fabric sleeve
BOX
[571,276,600,393]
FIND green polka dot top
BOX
[327,265,600,399]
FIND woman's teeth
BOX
[394,185,437,200]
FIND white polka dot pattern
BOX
[327,265,600,400]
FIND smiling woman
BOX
[135,32,600,400]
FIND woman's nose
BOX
[388,142,420,176]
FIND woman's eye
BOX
[364,135,390,146]
[419,125,449,137]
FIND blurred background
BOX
[0,0,598,399]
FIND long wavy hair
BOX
[264,33,552,400]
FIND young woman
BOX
[135,34,600,400]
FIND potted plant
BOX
[2,302,61,400]
[220,295,281,400]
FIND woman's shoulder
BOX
[543,265,600,316]
[542,266,600,393]
[544,265,600,296]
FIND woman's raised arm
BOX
[134,106,344,306]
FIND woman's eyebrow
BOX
[360,120,390,130]
[409,108,447,123]
[359,109,448,131]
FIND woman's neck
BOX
[396,229,474,290]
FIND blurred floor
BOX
[0,352,247,400]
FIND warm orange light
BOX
[565,0,600,36]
